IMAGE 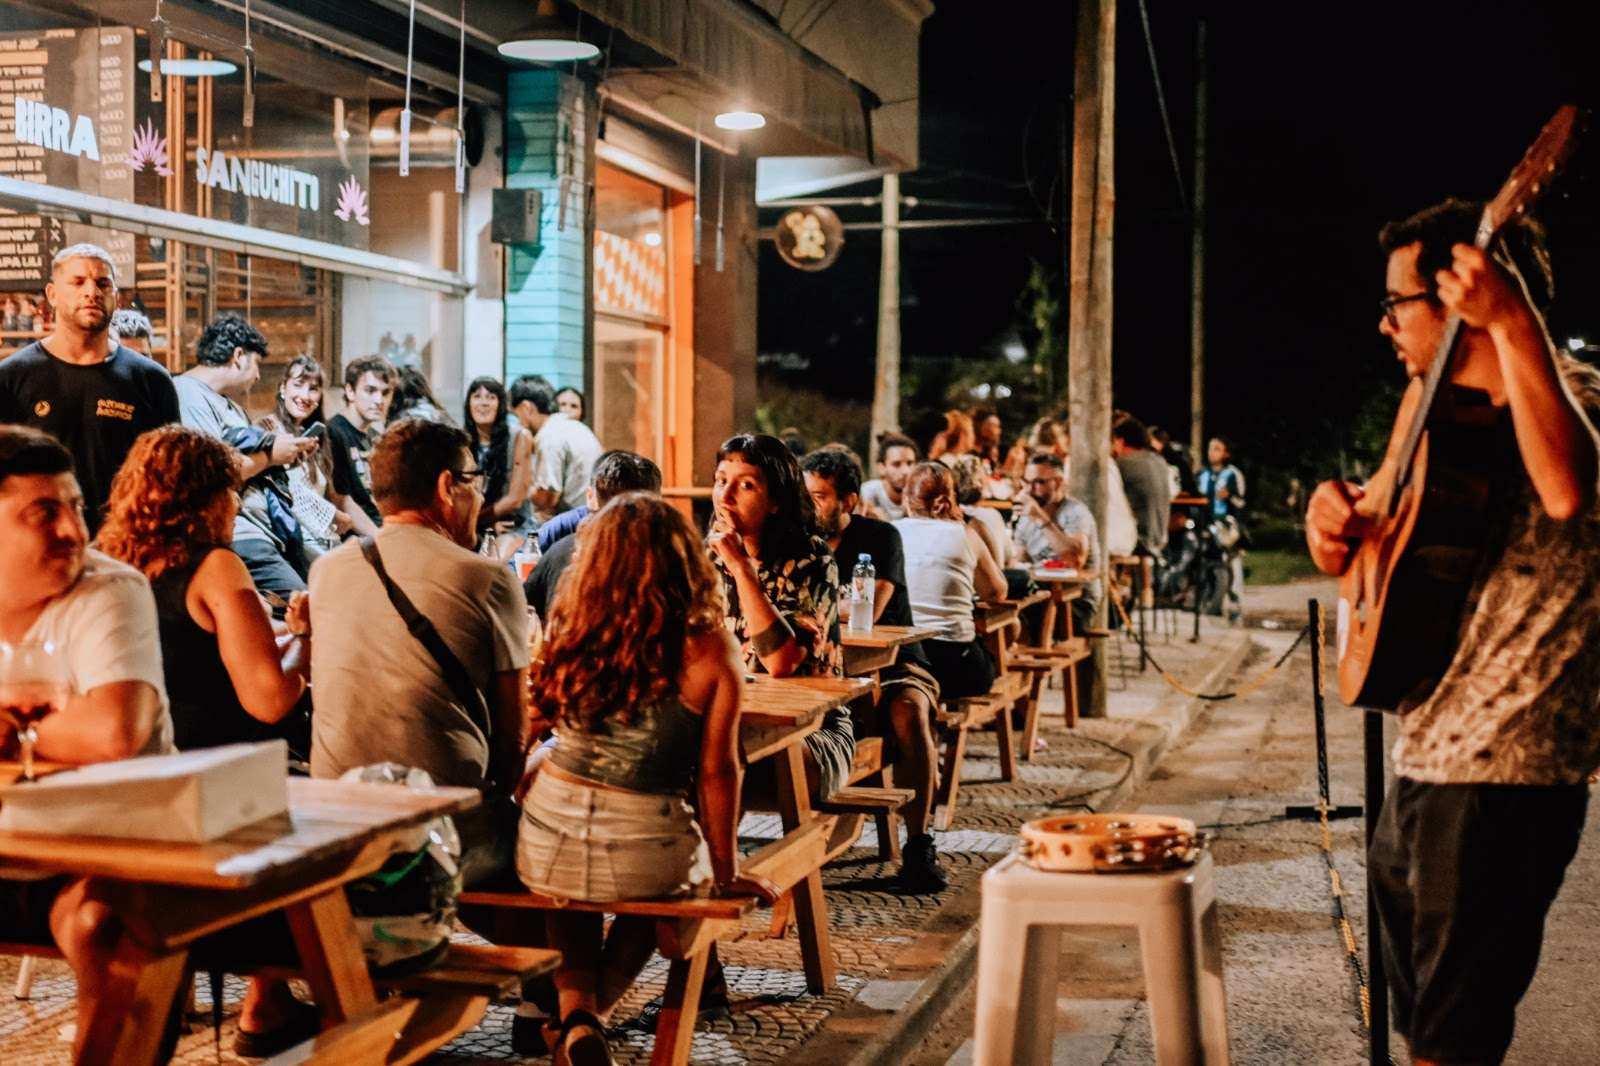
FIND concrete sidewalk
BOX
[0,612,1255,1065]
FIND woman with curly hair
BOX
[518,493,774,1064]
[97,425,310,753]
[463,376,533,533]
[95,425,316,1055]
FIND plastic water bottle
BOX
[848,554,875,634]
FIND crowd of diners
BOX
[0,242,1201,1064]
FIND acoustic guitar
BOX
[1337,105,1584,710]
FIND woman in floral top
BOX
[709,433,851,794]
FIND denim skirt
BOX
[515,770,712,902]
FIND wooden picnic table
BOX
[737,674,871,994]
[0,775,549,1066]
[841,623,938,679]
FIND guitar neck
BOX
[1390,311,1466,504]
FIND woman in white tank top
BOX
[893,463,1008,700]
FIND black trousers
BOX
[1368,777,1586,1062]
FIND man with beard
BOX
[0,245,179,532]
[1307,199,1600,1066]
[860,431,919,520]
[801,446,947,892]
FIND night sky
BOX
[758,0,1600,482]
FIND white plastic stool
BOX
[974,849,1230,1065]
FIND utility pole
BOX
[870,171,902,452]
[1189,17,1208,467]
[1067,0,1115,718]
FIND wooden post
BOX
[871,172,903,448]
[1189,17,1208,468]
[1067,0,1115,717]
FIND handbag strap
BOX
[359,536,496,759]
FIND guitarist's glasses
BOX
[1379,291,1433,330]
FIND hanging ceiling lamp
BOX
[498,0,599,63]
[714,110,766,131]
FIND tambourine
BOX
[1019,813,1206,873]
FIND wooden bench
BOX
[456,817,830,1066]
[1,938,560,1066]
[932,601,1032,830]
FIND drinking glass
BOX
[0,641,71,782]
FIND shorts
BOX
[804,706,856,800]
[1368,777,1586,1062]
[0,876,64,944]
[922,638,996,701]
[516,771,712,902]
[851,661,941,745]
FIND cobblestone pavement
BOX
[0,613,1246,1064]
[907,586,1600,1065]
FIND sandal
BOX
[553,1008,614,1066]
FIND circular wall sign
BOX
[775,205,845,272]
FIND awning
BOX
[0,177,471,296]
[569,0,876,160]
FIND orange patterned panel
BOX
[594,230,667,319]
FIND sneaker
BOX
[899,833,950,894]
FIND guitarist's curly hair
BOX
[1378,197,1553,312]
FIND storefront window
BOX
[593,161,669,461]
[0,1,464,418]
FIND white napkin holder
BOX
[0,741,288,842]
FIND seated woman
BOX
[710,433,852,798]
[519,493,776,1064]
[258,354,356,558]
[894,462,1009,701]
[95,425,316,1055]
[464,376,534,535]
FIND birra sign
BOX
[12,97,99,160]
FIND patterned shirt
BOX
[1394,358,1600,786]
[712,534,843,678]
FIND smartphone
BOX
[302,422,326,441]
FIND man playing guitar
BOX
[1307,198,1600,1065]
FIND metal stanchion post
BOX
[1286,599,1361,821]
[1365,709,1389,1065]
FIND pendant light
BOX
[148,0,167,103]
[498,0,599,63]
[692,119,702,267]
[242,0,255,127]
[454,0,467,193]
[715,152,725,273]
[399,0,417,175]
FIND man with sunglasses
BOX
[1307,199,1600,1066]
[309,417,531,884]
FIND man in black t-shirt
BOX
[0,244,179,531]
[802,446,947,893]
[524,450,662,620]
[327,355,396,534]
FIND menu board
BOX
[0,26,134,291]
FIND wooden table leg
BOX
[1038,596,1059,653]
[76,934,189,1066]
[774,744,836,994]
[1063,595,1081,729]
[287,887,380,1026]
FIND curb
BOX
[801,630,1260,1066]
